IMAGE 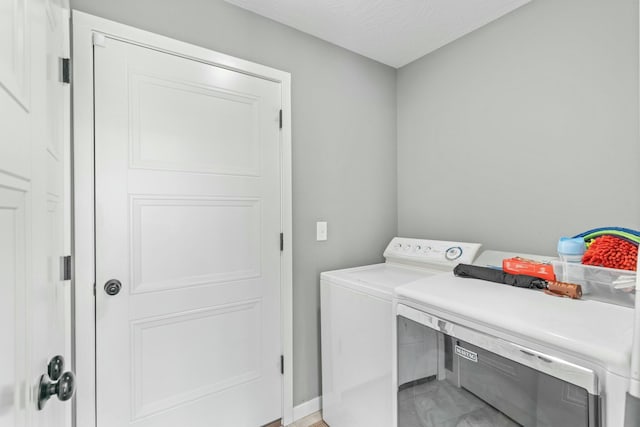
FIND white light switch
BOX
[316,221,327,241]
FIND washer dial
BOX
[445,246,463,261]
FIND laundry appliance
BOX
[320,237,482,427]
[624,254,640,426]
[393,250,635,427]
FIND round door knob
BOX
[48,355,64,381]
[104,279,122,296]
[37,371,76,410]
[56,372,75,402]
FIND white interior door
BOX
[0,0,71,426]
[94,37,283,427]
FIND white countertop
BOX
[395,272,634,377]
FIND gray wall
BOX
[398,0,640,255]
[73,0,640,410]
[70,0,397,405]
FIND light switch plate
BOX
[316,221,327,241]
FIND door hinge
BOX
[280,232,284,252]
[60,58,71,84]
[60,256,72,281]
[279,109,283,129]
[93,282,96,296]
[280,355,284,375]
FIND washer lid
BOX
[395,273,634,377]
[321,263,446,300]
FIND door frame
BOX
[72,11,293,427]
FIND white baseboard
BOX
[292,396,322,422]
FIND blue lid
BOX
[557,237,585,255]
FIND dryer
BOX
[320,237,482,427]
[393,250,635,427]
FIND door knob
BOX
[47,355,64,381]
[37,362,75,410]
[104,279,122,296]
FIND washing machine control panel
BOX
[383,237,482,267]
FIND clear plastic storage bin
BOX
[551,261,636,308]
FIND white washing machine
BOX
[320,237,482,427]
[393,250,635,427]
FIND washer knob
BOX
[445,246,463,261]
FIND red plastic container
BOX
[502,257,556,281]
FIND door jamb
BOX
[72,11,294,427]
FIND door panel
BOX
[0,0,71,426]
[132,300,262,418]
[0,186,26,427]
[130,74,261,175]
[0,0,28,108]
[131,197,261,293]
[95,37,282,427]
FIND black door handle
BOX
[37,355,75,410]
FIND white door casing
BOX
[0,0,71,427]
[38,2,73,426]
[72,12,293,427]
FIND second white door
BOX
[94,37,283,427]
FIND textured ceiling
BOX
[224,0,531,68]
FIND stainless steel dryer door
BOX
[396,304,600,427]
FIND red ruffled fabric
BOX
[582,235,638,271]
